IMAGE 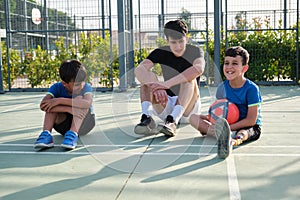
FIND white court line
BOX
[1,143,300,148]
[0,151,90,155]
[0,143,216,147]
[0,151,211,156]
[263,95,300,105]
[1,150,300,156]
[227,156,241,200]
[0,103,35,113]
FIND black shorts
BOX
[53,111,95,136]
[236,124,261,142]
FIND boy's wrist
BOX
[164,80,172,89]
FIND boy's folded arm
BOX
[230,106,258,130]
[47,105,88,120]
[47,105,72,113]
[164,57,205,88]
[40,94,54,111]
[56,94,93,109]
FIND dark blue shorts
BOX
[236,124,261,142]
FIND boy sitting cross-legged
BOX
[34,59,95,150]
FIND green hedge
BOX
[206,21,298,83]
[1,33,118,89]
[1,31,150,89]
[1,24,299,89]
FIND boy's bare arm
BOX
[40,93,92,112]
[164,57,205,88]
[46,105,88,119]
[135,59,169,105]
[230,105,258,131]
[149,57,205,91]
[40,94,54,111]
[134,59,159,85]
[60,94,93,109]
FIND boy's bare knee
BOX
[189,113,198,124]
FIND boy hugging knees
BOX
[134,19,205,137]
[34,59,95,150]
[190,46,262,159]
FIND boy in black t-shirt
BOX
[134,19,205,136]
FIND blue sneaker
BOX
[34,130,54,149]
[61,130,78,149]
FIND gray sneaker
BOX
[160,115,176,137]
[134,114,157,135]
[215,117,232,159]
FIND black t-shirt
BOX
[147,44,203,96]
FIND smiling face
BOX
[167,36,188,57]
[223,55,248,81]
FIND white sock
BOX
[141,101,152,116]
[171,105,185,124]
[43,130,51,134]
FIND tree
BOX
[179,7,197,38]
[179,7,192,29]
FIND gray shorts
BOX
[53,111,95,136]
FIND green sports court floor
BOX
[0,85,300,200]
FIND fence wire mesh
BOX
[0,0,299,91]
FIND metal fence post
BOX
[127,0,136,88]
[117,0,127,91]
[296,0,299,83]
[214,0,222,86]
[4,0,11,91]
[0,34,4,94]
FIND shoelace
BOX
[38,132,49,139]
[64,132,76,141]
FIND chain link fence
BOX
[0,0,299,92]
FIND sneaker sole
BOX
[134,125,158,135]
[159,125,175,137]
[216,118,231,159]
[61,144,76,150]
[34,143,54,149]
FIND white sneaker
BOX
[215,118,232,159]
[159,115,176,137]
[134,114,158,135]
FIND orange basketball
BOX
[208,99,239,124]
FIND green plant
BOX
[207,17,298,83]
[22,46,56,88]
[1,41,22,89]
[77,32,118,87]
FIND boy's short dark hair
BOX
[59,59,87,83]
[164,19,188,39]
[225,46,249,66]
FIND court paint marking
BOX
[1,150,300,157]
[1,143,300,148]
[227,156,241,200]
[263,96,300,105]
[0,103,35,113]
